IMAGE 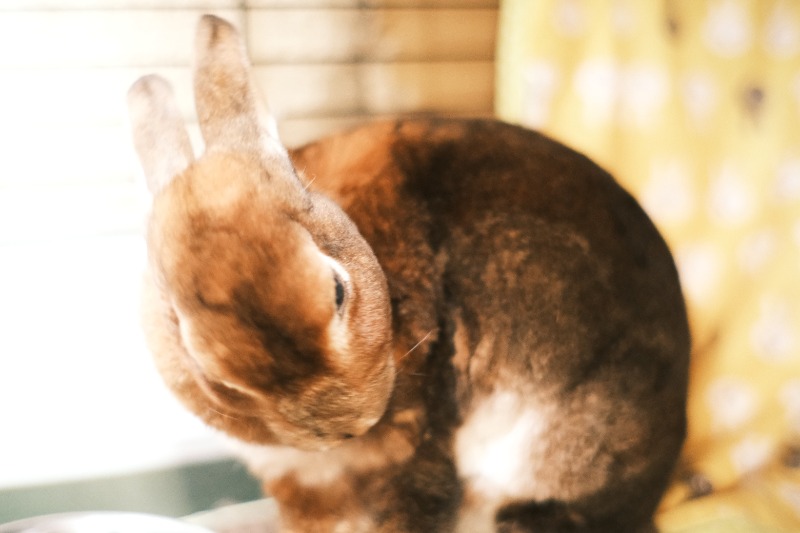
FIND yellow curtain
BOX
[496,1,800,530]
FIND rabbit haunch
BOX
[131,14,689,532]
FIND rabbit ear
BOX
[128,75,195,194]
[193,15,284,157]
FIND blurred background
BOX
[1,0,799,531]
[497,2,800,531]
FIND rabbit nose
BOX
[335,416,380,441]
[317,430,354,440]
[312,417,375,442]
[309,428,355,443]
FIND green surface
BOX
[0,459,263,524]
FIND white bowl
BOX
[0,512,215,533]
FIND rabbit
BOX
[128,14,690,533]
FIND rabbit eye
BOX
[334,274,346,310]
[320,253,349,312]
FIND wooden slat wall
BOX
[0,0,497,241]
[0,0,498,489]
[252,6,497,143]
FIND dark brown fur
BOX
[286,119,689,531]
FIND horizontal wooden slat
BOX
[279,116,373,147]
[0,9,494,68]
[0,61,492,127]
[0,1,497,8]
[0,10,244,68]
[0,1,239,9]
[248,1,499,7]
[247,9,497,63]
[257,61,494,117]
[278,111,494,147]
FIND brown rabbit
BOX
[129,15,690,533]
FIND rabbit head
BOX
[128,15,393,450]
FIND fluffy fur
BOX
[130,15,690,533]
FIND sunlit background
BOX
[0,0,497,523]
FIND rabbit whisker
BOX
[400,329,435,361]
[303,174,317,190]
[207,405,241,421]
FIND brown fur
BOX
[130,15,690,532]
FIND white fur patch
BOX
[333,516,373,533]
[319,253,351,284]
[456,391,548,497]
[454,391,551,532]
[226,437,346,486]
[224,421,416,489]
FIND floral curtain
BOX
[496,0,800,529]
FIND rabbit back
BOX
[288,118,690,532]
